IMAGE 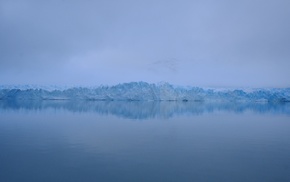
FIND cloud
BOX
[148,58,179,73]
[0,0,290,87]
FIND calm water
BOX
[0,101,290,182]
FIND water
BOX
[0,101,290,182]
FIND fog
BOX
[1,0,290,87]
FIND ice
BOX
[0,82,289,102]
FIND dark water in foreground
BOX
[0,101,290,182]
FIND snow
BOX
[0,82,289,102]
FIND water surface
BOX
[0,101,290,181]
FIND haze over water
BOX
[1,1,290,181]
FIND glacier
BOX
[0,82,290,102]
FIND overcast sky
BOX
[0,0,290,87]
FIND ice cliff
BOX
[0,82,289,102]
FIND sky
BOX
[0,0,290,87]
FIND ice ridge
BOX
[0,82,289,102]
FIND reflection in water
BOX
[1,100,289,119]
[1,101,290,182]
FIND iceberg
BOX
[0,82,289,102]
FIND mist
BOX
[1,0,290,87]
